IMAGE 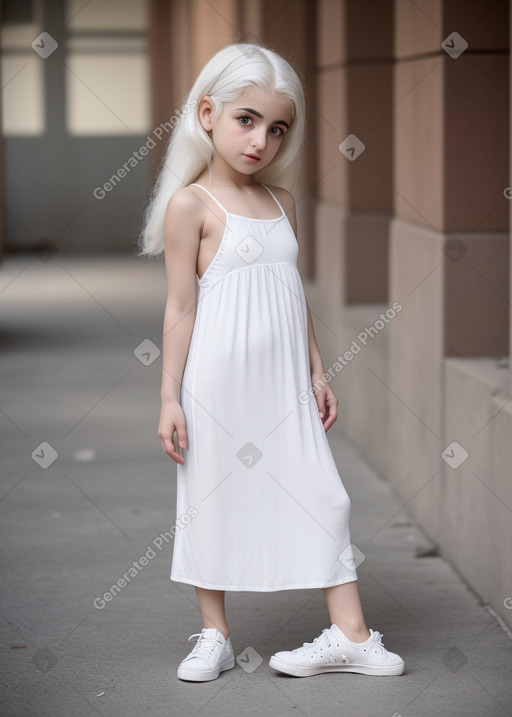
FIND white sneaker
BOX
[269,623,405,677]
[177,628,235,682]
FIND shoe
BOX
[177,627,235,682]
[269,623,405,677]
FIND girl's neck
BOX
[194,160,260,190]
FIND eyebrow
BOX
[235,107,290,130]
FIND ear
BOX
[198,95,215,132]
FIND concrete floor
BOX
[1,254,511,717]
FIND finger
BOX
[175,426,188,450]
[324,395,338,419]
[323,414,336,432]
[161,435,185,465]
[172,431,186,463]
[320,400,338,431]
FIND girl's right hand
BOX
[158,398,188,465]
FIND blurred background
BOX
[1,1,511,714]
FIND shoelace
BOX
[299,627,337,652]
[369,631,387,659]
[299,628,387,658]
[186,631,219,658]
[372,631,384,645]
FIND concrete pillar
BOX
[315,0,394,304]
[190,0,239,77]
[311,0,395,477]
[389,0,511,627]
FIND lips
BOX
[244,154,261,160]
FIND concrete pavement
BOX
[1,254,511,717]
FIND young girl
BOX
[138,42,404,682]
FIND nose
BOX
[251,126,267,151]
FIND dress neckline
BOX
[189,182,285,222]
[223,210,285,222]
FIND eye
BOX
[238,115,252,126]
[270,126,285,137]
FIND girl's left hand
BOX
[315,382,339,432]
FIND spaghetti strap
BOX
[260,184,286,216]
[189,182,285,219]
[188,183,228,214]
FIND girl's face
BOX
[198,88,294,176]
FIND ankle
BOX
[205,626,230,641]
[333,623,370,643]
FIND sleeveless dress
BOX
[170,182,358,591]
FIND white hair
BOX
[136,42,306,257]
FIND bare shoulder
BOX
[165,185,205,223]
[266,185,297,236]
[162,187,203,303]
[266,185,296,212]
[163,186,206,252]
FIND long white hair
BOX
[136,42,306,257]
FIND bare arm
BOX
[158,188,202,463]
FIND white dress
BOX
[170,183,358,591]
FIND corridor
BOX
[0,254,510,717]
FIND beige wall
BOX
[314,0,511,630]
[149,0,512,629]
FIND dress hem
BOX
[169,574,358,592]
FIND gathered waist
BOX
[199,261,300,288]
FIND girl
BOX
[138,42,404,682]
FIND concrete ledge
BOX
[443,356,512,629]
